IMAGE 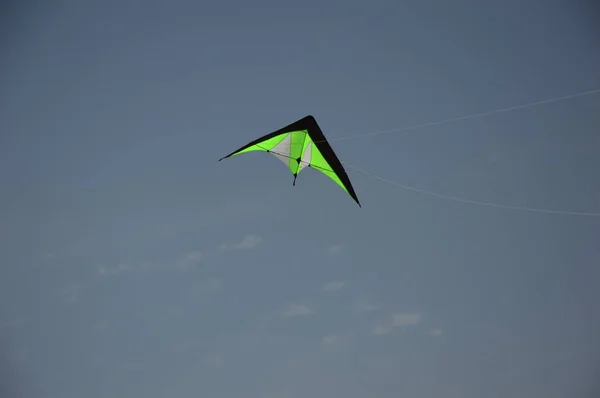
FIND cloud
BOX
[355,296,380,313]
[322,333,342,345]
[98,262,135,277]
[371,313,422,337]
[429,328,443,336]
[61,283,84,303]
[97,253,201,276]
[327,244,344,255]
[280,303,315,317]
[322,280,346,292]
[371,324,393,336]
[217,234,262,252]
[392,313,421,326]
[189,277,222,299]
[177,251,202,270]
[97,261,161,276]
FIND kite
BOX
[219,115,361,207]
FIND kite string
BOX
[258,146,600,217]
[342,161,600,217]
[315,88,600,144]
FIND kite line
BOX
[322,87,600,216]
[316,87,600,144]
[342,162,600,217]
[240,147,600,217]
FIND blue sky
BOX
[1,0,599,397]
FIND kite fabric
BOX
[219,115,361,207]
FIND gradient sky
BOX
[1,1,600,397]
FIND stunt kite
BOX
[219,115,361,207]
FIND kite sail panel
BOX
[219,115,361,207]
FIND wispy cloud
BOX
[217,234,262,252]
[327,244,344,255]
[371,324,393,336]
[177,251,202,271]
[61,283,84,303]
[355,296,380,313]
[97,260,160,276]
[98,262,136,277]
[322,333,342,345]
[189,277,223,300]
[429,328,443,336]
[322,280,346,292]
[98,252,202,277]
[280,303,315,317]
[371,313,422,337]
[392,313,421,326]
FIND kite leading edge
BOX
[218,115,361,207]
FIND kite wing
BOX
[219,115,361,207]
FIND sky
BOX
[1,0,600,397]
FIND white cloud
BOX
[281,303,315,317]
[61,283,84,303]
[327,244,344,255]
[392,313,421,326]
[98,262,135,277]
[322,333,342,345]
[429,328,443,336]
[97,254,202,276]
[235,234,262,249]
[189,278,222,300]
[217,234,262,252]
[322,280,346,292]
[355,296,380,313]
[177,251,202,270]
[371,313,422,337]
[371,324,393,336]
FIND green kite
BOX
[219,115,361,207]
